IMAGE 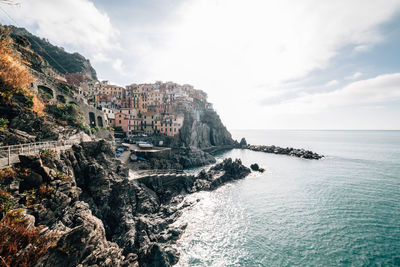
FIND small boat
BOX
[130,154,138,161]
[137,156,147,161]
[137,142,153,149]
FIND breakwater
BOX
[246,144,323,159]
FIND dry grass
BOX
[0,168,17,183]
[0,27,32,99]
[0,166,56,266]
[0,26,43,115]
[27,91,44,115]
[0,209,56,267]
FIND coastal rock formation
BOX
[139,158,250,203]
[175,110,235,150]
[247,144,323,160]
[239,137,247,147]
[147,148,216,170]
[2,141,251,266]
[250,163,265,172]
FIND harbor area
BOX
[118,142,172,164]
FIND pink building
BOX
[154,115,184,137]
[114,112,129,132]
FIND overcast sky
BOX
[1,0,400,130]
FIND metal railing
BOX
[152,169,184,174]
[0,140,80,167]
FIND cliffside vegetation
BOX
[10,27,97,80]
[0,167,56,267]
[0,26,43,113]
[0,26,97,145]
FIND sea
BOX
[173,130,400,266]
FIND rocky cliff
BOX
[0,141,251,266]
[10,26,97,80]
[175,109,235,150]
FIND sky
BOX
[1,0,400,130]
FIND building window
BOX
[119,120,121,124]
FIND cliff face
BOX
[176,109,235,150]
[1,141,250,266]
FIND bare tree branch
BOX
[0,0,20,6]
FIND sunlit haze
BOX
[1,0,400,129]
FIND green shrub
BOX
[91,126,100,134]
[0,118,8,130]
[46,103,81,126]
[39,149,55,159]
[53,169,68,181]
[0,188,15,215]
[77,123,91,135]
[20,189,37,209]
[62,85,71,94]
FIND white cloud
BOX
[126,0,400,128]
[2,0,400,129]
[346,71,363,80]
[112,58,127,74]
[325,80,339,87]
[267,73,400,114]
[1,0,119,57]
[354,44,371,52]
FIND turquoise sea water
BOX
[174,130,400,266]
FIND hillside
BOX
[9,26,97,80]
[0,26,107,146]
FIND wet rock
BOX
[250,163,265,172]
[250,163,260,171]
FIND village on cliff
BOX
[62,74,213,138]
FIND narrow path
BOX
[0,140,79,168]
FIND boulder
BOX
[19,170,43,191]
[250,163,265,173]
